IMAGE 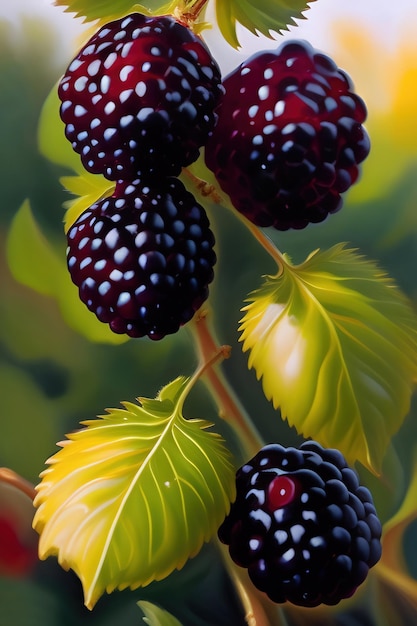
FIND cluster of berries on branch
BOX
[57,8,381,609]
[60,12,222,339]
[59,12,370,336]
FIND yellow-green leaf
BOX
[33,377,236,609]
[239,244,417,473]
[38,83,82,174]
[215,0,316,48]
[138,601,183,626]
[38,84,114,230]
[6,200,63,297]
[6,201,126,344]
[53,0,173,24]
[61,174,114,232]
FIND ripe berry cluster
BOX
[60,12,223,338]
[205,40,370,230]
[218,441,382,607]
[60,14,370,337]
[58,11,380,608]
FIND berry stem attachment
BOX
[183,168,224,205]
[0,467,37,502]
[183,167,285,274]
[172,0,209,25]
[190,310,264,458]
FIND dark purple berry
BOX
[58,13,223,181]
[218,441,382,607]
[66,178,216,339]
[205,40,370,230]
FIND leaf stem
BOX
[240,218,286,276]
[177,337,231,414]
[190,309,264,458]
[183,167,286,274]
[0,467,37,501]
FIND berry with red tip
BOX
[205,40,370,230]
[218,441,382,607]
[66,178,216,339]
[58,12,223,181]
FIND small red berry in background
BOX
[0,483,38,578]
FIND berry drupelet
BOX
[205,40,370,230]
[58,12,223,181]
[66,178,216,340]
[218,441,382,607]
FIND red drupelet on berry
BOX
[205,40,370,230]
[66,178,216,340]
[58,13,223,181]
[218,441,382,607]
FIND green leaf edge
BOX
[138,600,184,626]
[33,376,236,609]
[239,243,417,473]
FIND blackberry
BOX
[66,178,216,339]
[58,13,223,181]
[205,40,370,230]
[218,441,382,607]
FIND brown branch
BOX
[191,309,263,458]
[0,467,37,501]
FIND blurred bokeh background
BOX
[0,1,417,624]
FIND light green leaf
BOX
[215,0,316,48]
[239,244,417,473]
[38,82,82,173]
[54,0,314,44]
[53,1,174,24]
[6,201,126,344]
[38,84,114,230]
[33,377,236,609]
[138,601,183,626]
[6,200,64,297]
[61,174,114,232]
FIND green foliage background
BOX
[1,5,417,626]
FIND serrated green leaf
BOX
[138,601,183,626]
[6,201,126,344]
[53,0,173,24]
[33,377,236,609]
[239,244,417,473]
[54,0,314,44]
[215,0,316,48]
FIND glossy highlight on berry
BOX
[205,39,370,230]
[66,178,216,339]
[218,441,382,607]
[58,12,223,181]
